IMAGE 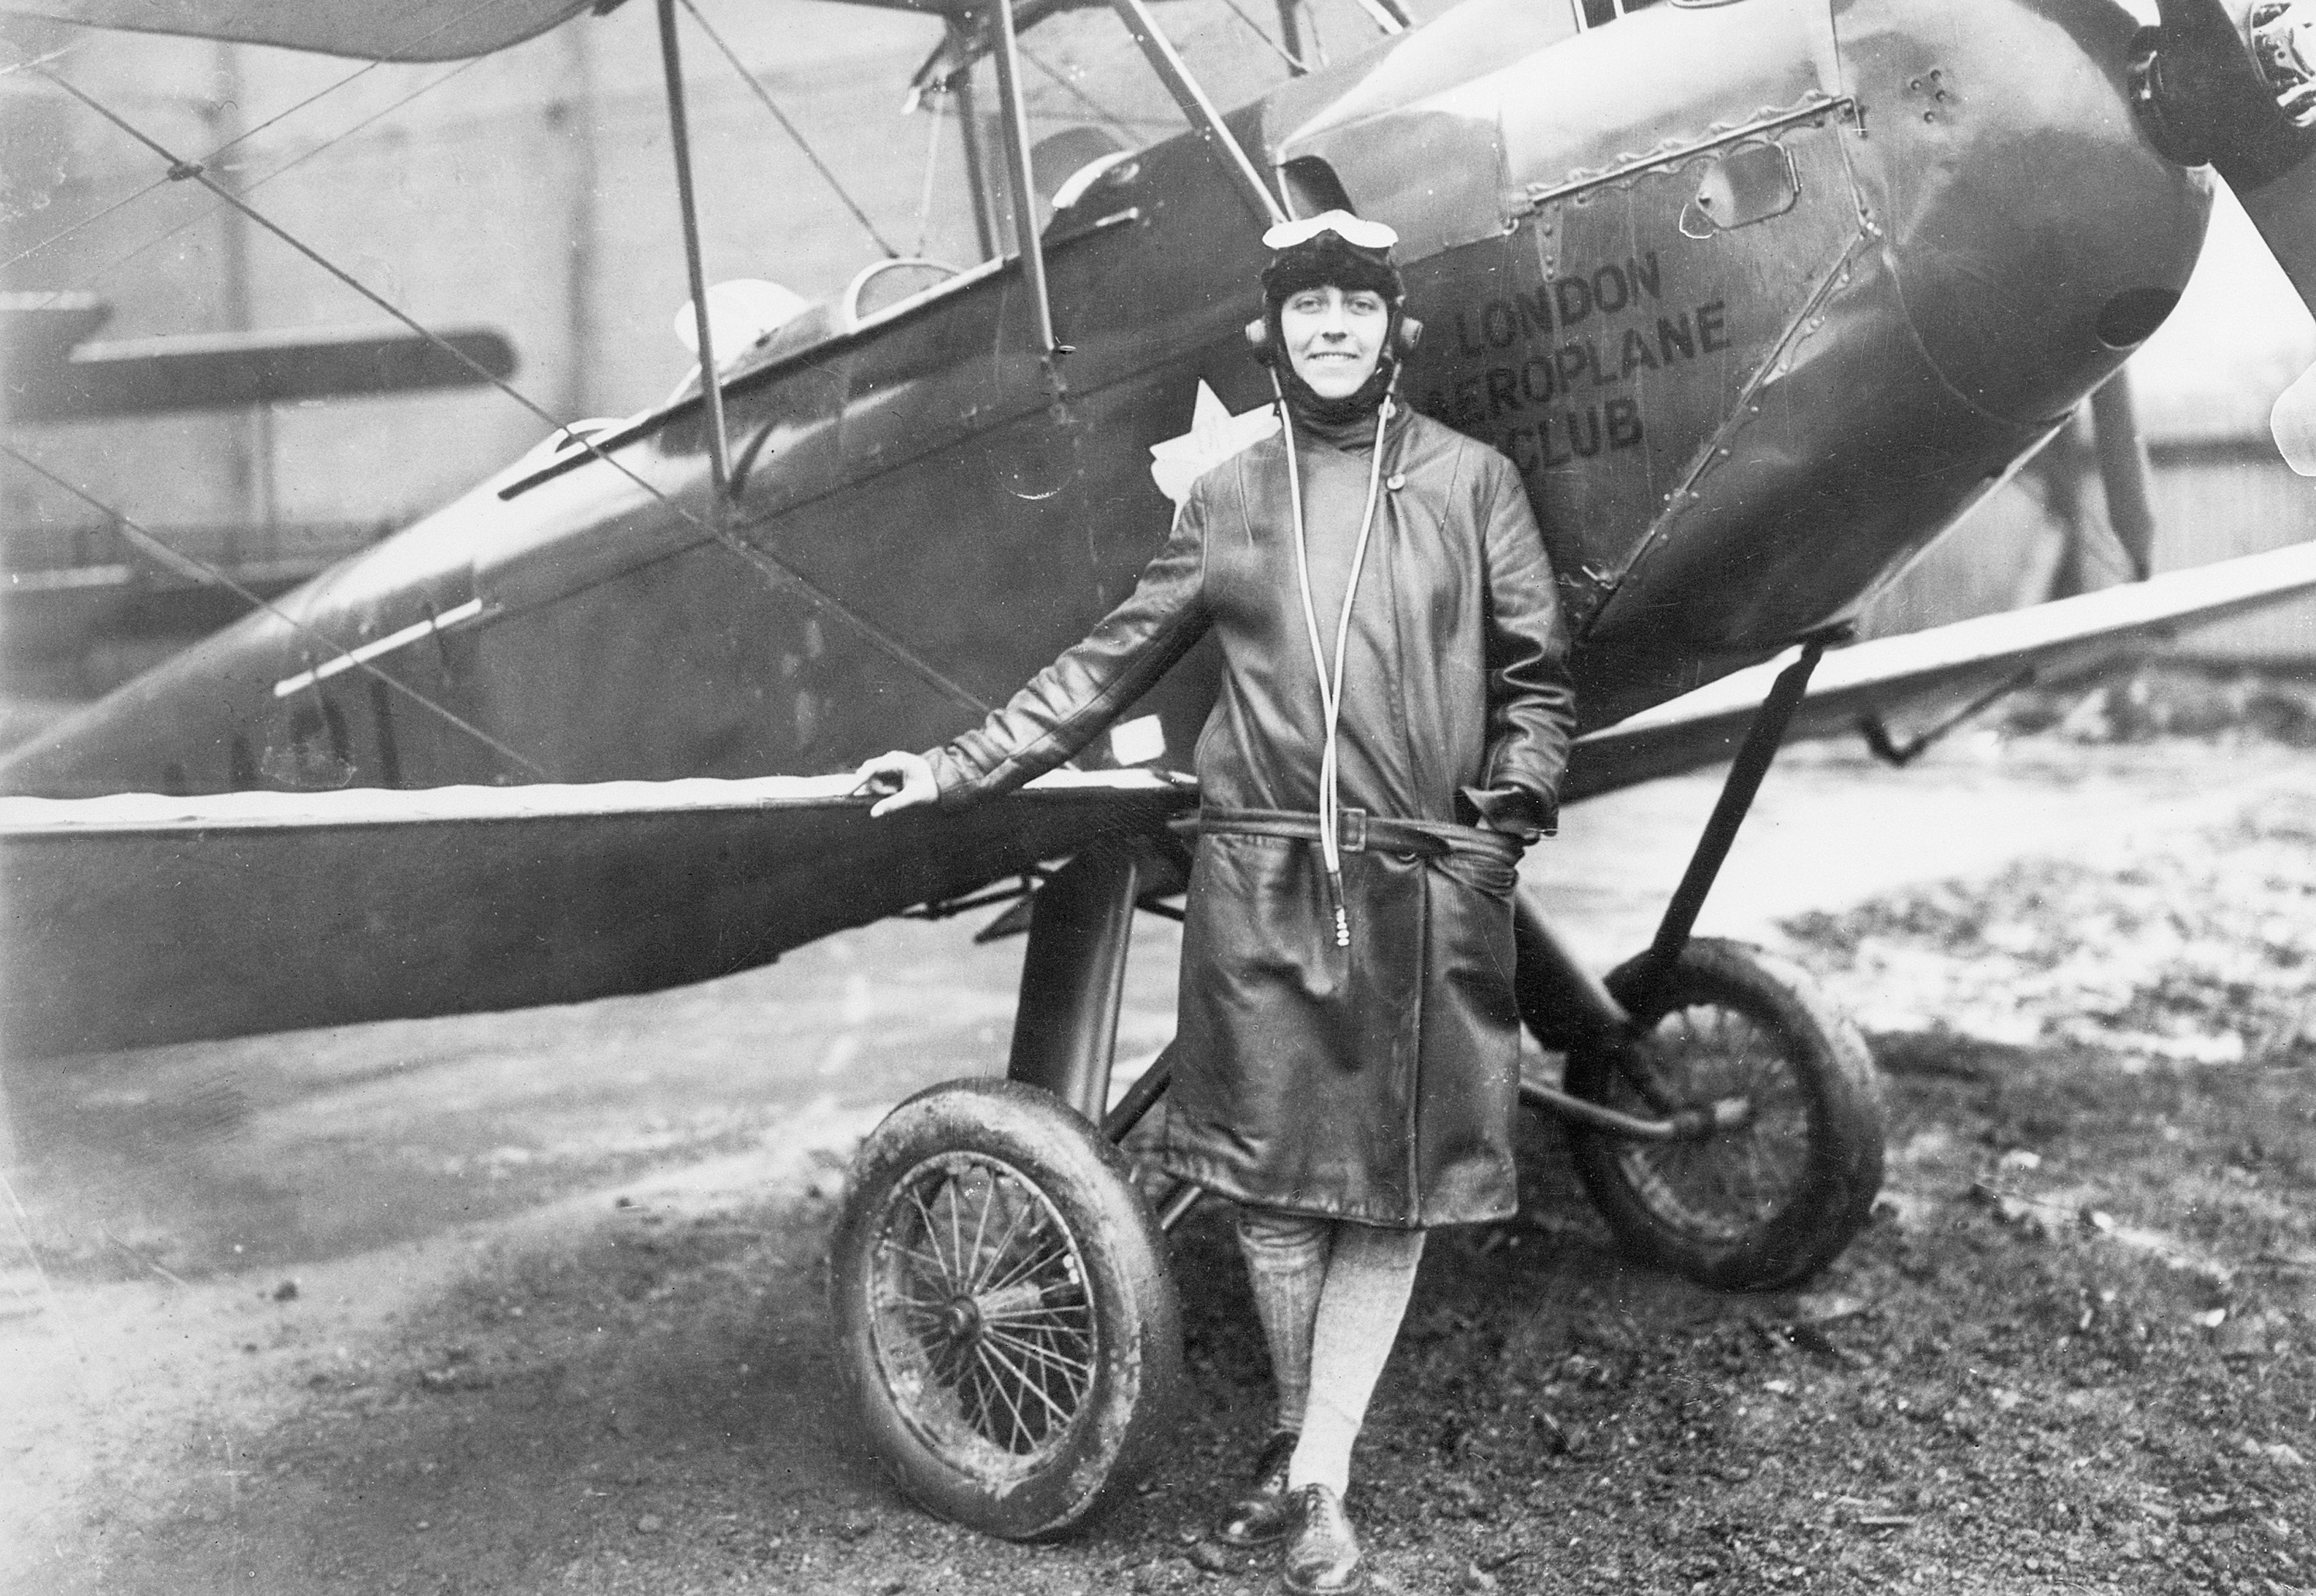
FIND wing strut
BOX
[952,57,1000,261]
[1274,0,1307,73]
[16,55,993,721]
[656,0,733,500]
[992,0,1064,365]
[1107,0,1289,230]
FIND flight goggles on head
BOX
[1260,210,1399,252]
[1259,209,1405,309]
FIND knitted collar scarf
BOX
[1277,356,1396,440]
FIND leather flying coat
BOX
[928,402,1577,1227]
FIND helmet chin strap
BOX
[1270,367,1393,949]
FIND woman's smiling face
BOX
[1280,285,1390,400]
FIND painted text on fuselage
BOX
[1423,251,1730,472]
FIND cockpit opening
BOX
[1280,155,1358,218]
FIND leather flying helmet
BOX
[1245,210,1424,366]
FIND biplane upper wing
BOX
[0,0,1091,60]
[1563,541,2316,800]
[0,0,595,61]
[0,769,1191,1059]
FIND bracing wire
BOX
[4,0,524,277]
[16,58,995,723]
[1019,42,1143,144]
[0,42,82,79]
[676,0,898,259]
[1,173,172,276]
[1213,0,1309,72]
[20,54,493,305]
[912,94,946,258]
[203,0,528,166]
[0,1161,88,1377]
[0,438,554,780]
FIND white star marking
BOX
[1147,380,1280,508]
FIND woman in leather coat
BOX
[861,212,1576,1594]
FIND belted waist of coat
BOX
[1174,806,1523,863]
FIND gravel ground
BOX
[5,680,2314,1595]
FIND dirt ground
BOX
[5,668,2315,1595]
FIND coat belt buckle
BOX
[1338,807,1368,852]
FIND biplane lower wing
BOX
[1562,541,2316,800]
[5,544,2311,1062]
[0,770,1192,1059]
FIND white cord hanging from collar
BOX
[1274,377,1392,949]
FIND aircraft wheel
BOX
[826,1078,1182,1540]
[1563,939,1884,1293]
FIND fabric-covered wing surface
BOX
[1,0,593,60]
[0,0,1098,58]
[0,769,1191,1059]
[1564,542,2316,799]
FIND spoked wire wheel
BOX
[1592,998,1813,1244]
[829,1079,1182,1539]
[1561,939,1884,1292]
[868,1150,1098,1468]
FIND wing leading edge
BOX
[1,0,1101,61]
[1564,541,2316,800]
[2,0,594,61]
[0,769,1191,1059]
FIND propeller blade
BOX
[2140,2,2316,467]
[2273,355,2316,472]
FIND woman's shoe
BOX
[1213,1430,1300,1548]
[1282,1483,1361,1594]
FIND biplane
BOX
[7,0,2316,1539]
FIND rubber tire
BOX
[1560,938,1885,1293]
[826,1078,1183,1540]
